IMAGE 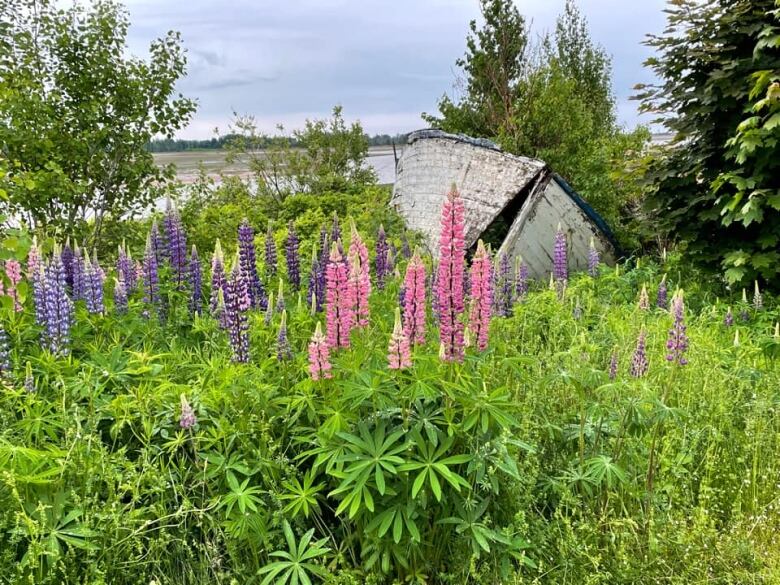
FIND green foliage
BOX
[0,0,196,242]
[424,0,649,248]
[639,0,780,287]
[1,214,779,584]
[225,106,377,203]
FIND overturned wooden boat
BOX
[390,129,619,278]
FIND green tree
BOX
[0,0,196,243]
[226,105,376,203]
[638,0,780,286]
[425,0,648,248]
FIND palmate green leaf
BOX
[259,522,330,585]
[400,430,471,501]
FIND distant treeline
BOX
[146,132,410,152]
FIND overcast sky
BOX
[124,0,667,140]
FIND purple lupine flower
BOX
[238,219,267,310]
[179,394,196,429]
[657,276,668,310]
[114,278,128,314]
[0,324,10,379]
[210,240,227,315]
[724,307,734,327]
[71,246,86,302]
[285,221,301,290]
[665,292,689,366]
[608,349,618,380]
[401,232,411,259]
[24,362,35,393]
[553,224,568,284]
[61,239,74,291]
[83,254,104,315]
[376,225,389,290]
[331,213,341,246]
[117,242,135,292]
[142,233,160,317]
[629,329,649,378]
[276,310,293,361]
[149,220,163,265]
[33,265,47,326]
[42,248,73,356]
[398,284,407,311]
[189,245,202,315]
[307,247,325,313]
[495,253,513,317]
[224,262,250,363]
[318,224,329,263]
[265,224,278,277]
[163,199,188,289]
[515,257,529,301]
[588,238,600,277]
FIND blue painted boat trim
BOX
[552,173,622,257]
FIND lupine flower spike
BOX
[402,250,427,345]
[733,329,740,347]
[638,285,650,311]
[142,233,160,317]
[553,223,568,285]
[113,278,128,314]
[265,292,274,326]
[325,244,354,349]
[308,322,332,380]
[307,246,325,313]
[629,329,649,378]
[375,225,389,290]
[277,310,293,361]
[753,281,763,311]
[724,307,734,327]
[656,275,668,310]
[588,238,600,277]
[468,240,493,351]
[24,361,35,393]
[436,184,466,363]
[0,325,10,379]
[210,239,227,314]
[348,219,371,327]
[388,307,412,370]
[179,394,196,429]
[285,221,300,290]
[608,349,619,380]
[5,259,22,311]
[740,288,750,322]
[666,291,689,366]
[189,245,202,315]
[775,323,779,339]
[495,253,513,317]
[238,219,267,310]
[27,236,41,280]
[515,256,528,301]
[225,259,251,363]
[164,199,188,289]
[40,246,73,356]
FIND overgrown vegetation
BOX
[0,214,778,583]
[638,0,780,288]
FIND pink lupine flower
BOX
[468,240,493,351]
[388,307,412,370]
[325,244,354,348]
[436,185,466,362]
[348,220,371,327]
[308,321,333,380]
[402,251,427,345]
[5,259,22,311]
